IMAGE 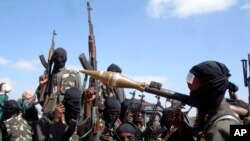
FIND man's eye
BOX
[128,136,135,140]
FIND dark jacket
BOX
[200,100,242,141]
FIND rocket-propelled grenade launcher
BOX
[80,69,192,106]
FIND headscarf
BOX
[189,61,231,111]
[116,122,140,141]
[18,90,35,113]
[3,99,21,120]
[62,87,81,121]
[107,63,122,73]
[103,97,121,127]
[104,97,121,110]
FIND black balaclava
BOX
[62,87,81,123]
[52,47,67,72]
[189,61,231,111]
[3,100,21,120]
[107,63,122,73]
[116,122,140,141]
[103,97,121,128]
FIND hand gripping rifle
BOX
[39,30,56,106]
[79,69,192,106]
[78,2,101,135]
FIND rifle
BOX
[241,54,250,104]
[241,54,250,125]
[145,96,163,141]
[39,30,56,106]
[135,94,145,126]
[124,91,136,122]
[79,1,101,135]
[79,70,192,106]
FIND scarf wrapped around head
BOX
[52,47,67,71]
[189,61,231,111]
[107,63,122,73]
[116,122,140,140]
[3,100,20,120]
[104,97,121,127]
[63,87,81,120]
[117,122,136,133]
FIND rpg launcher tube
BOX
[80,69,191,106]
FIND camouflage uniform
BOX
[3,113,32,141]
[37,68,82,114]
[99,83,126,106]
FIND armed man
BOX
[36,47,82,120]
[187,60,242,141]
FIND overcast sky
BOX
[1,0,250,116]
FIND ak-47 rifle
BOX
[39,30,56,106]
[79,1,101,135]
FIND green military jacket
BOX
[37,68,82,113]
[200,101,242,141]
[99,83,126,105]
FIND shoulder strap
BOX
[213,115,242,125]
[203,114,242,134]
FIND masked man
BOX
[36,47,82,116]
[187,61,242,141]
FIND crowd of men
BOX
[0,47,250,141]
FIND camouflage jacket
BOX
[2,114,32,141]
[99,83,126,106]
[36,68,82,113]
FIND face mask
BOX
[53,54,67,70]
[63,102,80,122]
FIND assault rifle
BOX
[38,30,56,105]
[78,1,101,135]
